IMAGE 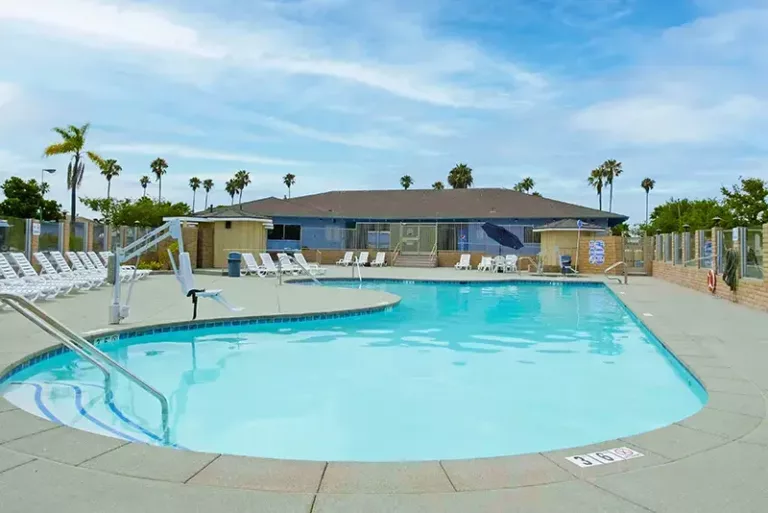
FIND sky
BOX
[1,0,767,225]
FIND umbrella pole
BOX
[575,228,581,272]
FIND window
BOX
[225,221,232,229]
[268,224,301,240]
[523,227,541,244]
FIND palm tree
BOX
[400,175,414,190]
[587,168,604,211]
[225,179,237,206]
[43,123,101,229]
[150,158,168,202]
[283,173,296,198]
[91,156,121,201]
[234,169,251,207]
[139,175,150,197]
[189,177,201,211]
[602,159,623,212]
[513,177,535,193]
[448,163,473,189]
[432,181,444,190]
[203,179,214,209]
[641,177,656,224]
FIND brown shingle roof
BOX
[237,188,627,223]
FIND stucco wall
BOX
[212,221,267,268]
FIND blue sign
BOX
[577,219,583,230]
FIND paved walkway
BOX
[1,269,767,512]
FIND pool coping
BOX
[1,275,765,498]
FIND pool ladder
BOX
[604,261,628,284]
[0,293,170,445]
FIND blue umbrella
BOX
[481,223,524,252]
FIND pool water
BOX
[2,281,706,461]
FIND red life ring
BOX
[707,269,717,293]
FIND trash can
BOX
[227,252,242,278]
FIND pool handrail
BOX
[353,255,363,282]
[0,292,170,445]
[286,254,324,286]
[604,261,627,284]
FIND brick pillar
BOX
[62,218,71,252]
[672,233,679,265]
[86,221,94,251]
[712,227,722,272]
[30,222,40,260]
[762,224,768,272]
[694,230,701,268]
[732,227,742,278]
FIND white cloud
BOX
[254,116,402,150]
[98,143,308,166]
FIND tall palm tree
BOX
[513,177,535,193]
[139,175,150,197]
[91,156,121,201]
[432,181,444,190]
[448,163,473,189]
[225,179,237,206]
[234,169,251,207]
[203,179,214,209]
[400,175,414,190]
[189,177,201,211]
[601,159,623,212]
[150,158,168,202]
[43,123,101,229]
[282,173,296,198]
[641,177,656,224]
[587,168,604,211]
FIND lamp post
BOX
[40,168,56,221]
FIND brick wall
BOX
[197,224,214,268]
[576,235,624,274]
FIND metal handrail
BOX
[353,256,363,282]
[287,254,324,286]
[429,241,438,265]
[604,261,627,284]
[518,256,541,274]
[0,293,170,444]
[391,241,403,266]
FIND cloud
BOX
[98,143,308,166]
[253,116,402,150]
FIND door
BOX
[401,224,420,254]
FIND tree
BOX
[0,177,63,221]
[513,177,536,194]
[203,179,214,209]
[647,198,732,234]
[81,196,191,227]
[611,222,630,236]
[587,168,604,211]
[139,176,150,197]
[432,181,444,190]
[720,177,768,226]
[601,159,623,212]
[225,179,237,206]
[150,158,168,202]
[400,175,414,190]
[234,169,251,207]
[641,178,656,225]
[283,173,296,198]
[43,123,101,228]
[189,177,201,211]
[90,156,121,202]
[448,163,473,189]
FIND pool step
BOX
[393,254,437,268]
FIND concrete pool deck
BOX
[1,268,767,512]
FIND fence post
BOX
[24,219,33,260]
[694,230,702,268]
[762,223,768,277]
[712,226,722,273]
[737,227,746,278]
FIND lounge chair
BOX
[168,251,242,319]
[98,251,151,280]
[356,251,369,266]
[336,251,353,266]
[241,253,267,277]
[277,253,299,275]
[505,254,519,273]
[370,252,386,267]
[294,253,327,275]
[65,251,105,280]
[50,251,104,287]
[0,254,59,299]
[477,256,493,272]
[259,253,281,276]
[34,252,95,290]
[85,251,148,281]
[10,252,75,295]
[454,254,471,270]
[0,277,41,303]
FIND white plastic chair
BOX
[277,253,299,275]
[168,251,242,319]
[0,254,58,299]
[51,251,104,287]
[454,254,471,270]
[505,254,519,273]
[370,252,386,267]
[10,252,74,295]
[336,251,353,266]
[477,256,493,272]
[34,252,95,290]
[242,253,267,276]
[294,253,327,275]
[357,251,369,266]
[259,253,281,275]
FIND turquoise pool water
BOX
[2,280,706,461]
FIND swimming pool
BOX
[1,280,706,461]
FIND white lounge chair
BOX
[454,254,471,270]
[477,256,493,272]
[65,251,106,281]
[357,251,369,266]
[241,252,267,277]
[277,253,299,275]
[370,252,386,267]
[10,252,75,295]
[33,252,94,290]
[98,250,151,280]
[0,254,59,299]
[0,277,41,303]
[336,251,353,266]
[259,253,281,276]
[169,251,242,319]
[505,254,519,273]
[294,253,327,275]
[50,251,104,287]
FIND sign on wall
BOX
[32,222,41,236]
[588,239,605,265]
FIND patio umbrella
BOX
[481,222,524,253]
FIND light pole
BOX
[40,168,56,221]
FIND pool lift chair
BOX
[109,218,241,324]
